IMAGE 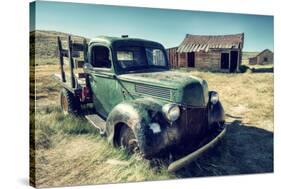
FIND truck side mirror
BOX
[84,63,94,71]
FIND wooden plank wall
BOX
[194,51,221,70]
[178,53,186,67]
[176,51,221,71]
[166,47,178,68]
[166,48,243,72]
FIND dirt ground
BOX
[32,64,273,187]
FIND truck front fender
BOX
[106,98,170,157]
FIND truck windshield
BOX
[116,46,167,71]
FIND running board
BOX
[85,114,106,136]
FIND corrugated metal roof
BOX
[177,33,244,53]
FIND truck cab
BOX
[84,36,169,118]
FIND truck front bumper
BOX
[167,125,227,172]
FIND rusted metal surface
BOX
[179,107,208,140]
[105,97,224,158]
[106,98,173,157]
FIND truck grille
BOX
[179,107,208,140]
[135,84,171,99]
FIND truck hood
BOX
[118,70,209,106]
[118,70,201,89]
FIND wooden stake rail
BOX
[57,36,88,89]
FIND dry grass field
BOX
[32,63,273,187]
[30,30,273,188]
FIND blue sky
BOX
[32,1,274,51]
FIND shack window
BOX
[264,57,268,62]
[91,46,111,68]
[221,53,229,69]
[187,52,195,67]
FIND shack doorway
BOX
[187,52,195,67]
[230,51,238,72]
[220,53,229,69]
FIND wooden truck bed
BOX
[54,35,88,93]
[53,35,106,135]
[52,73,86,92]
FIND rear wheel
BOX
[60,88,80,115]
[118,125,139,154]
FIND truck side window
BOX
[92,46,111,68]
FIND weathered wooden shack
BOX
[167,33,244,72]
[249,49,273,65]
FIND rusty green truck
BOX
[53,35,226,172]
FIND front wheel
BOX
[118,125,139,154]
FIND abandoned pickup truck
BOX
[53,35,226,172]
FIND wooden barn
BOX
[167,33,244,72]
[249,49,273,65]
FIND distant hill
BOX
[30,30,89,65]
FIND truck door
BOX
[89,44,123,118]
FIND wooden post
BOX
[228,50,231,73]
[57,37,66,82]
[83,38,88,63]
[237,50,240,72]
[67,36,76,88]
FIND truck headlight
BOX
[210,91,219,104]
[162,103,180,122]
